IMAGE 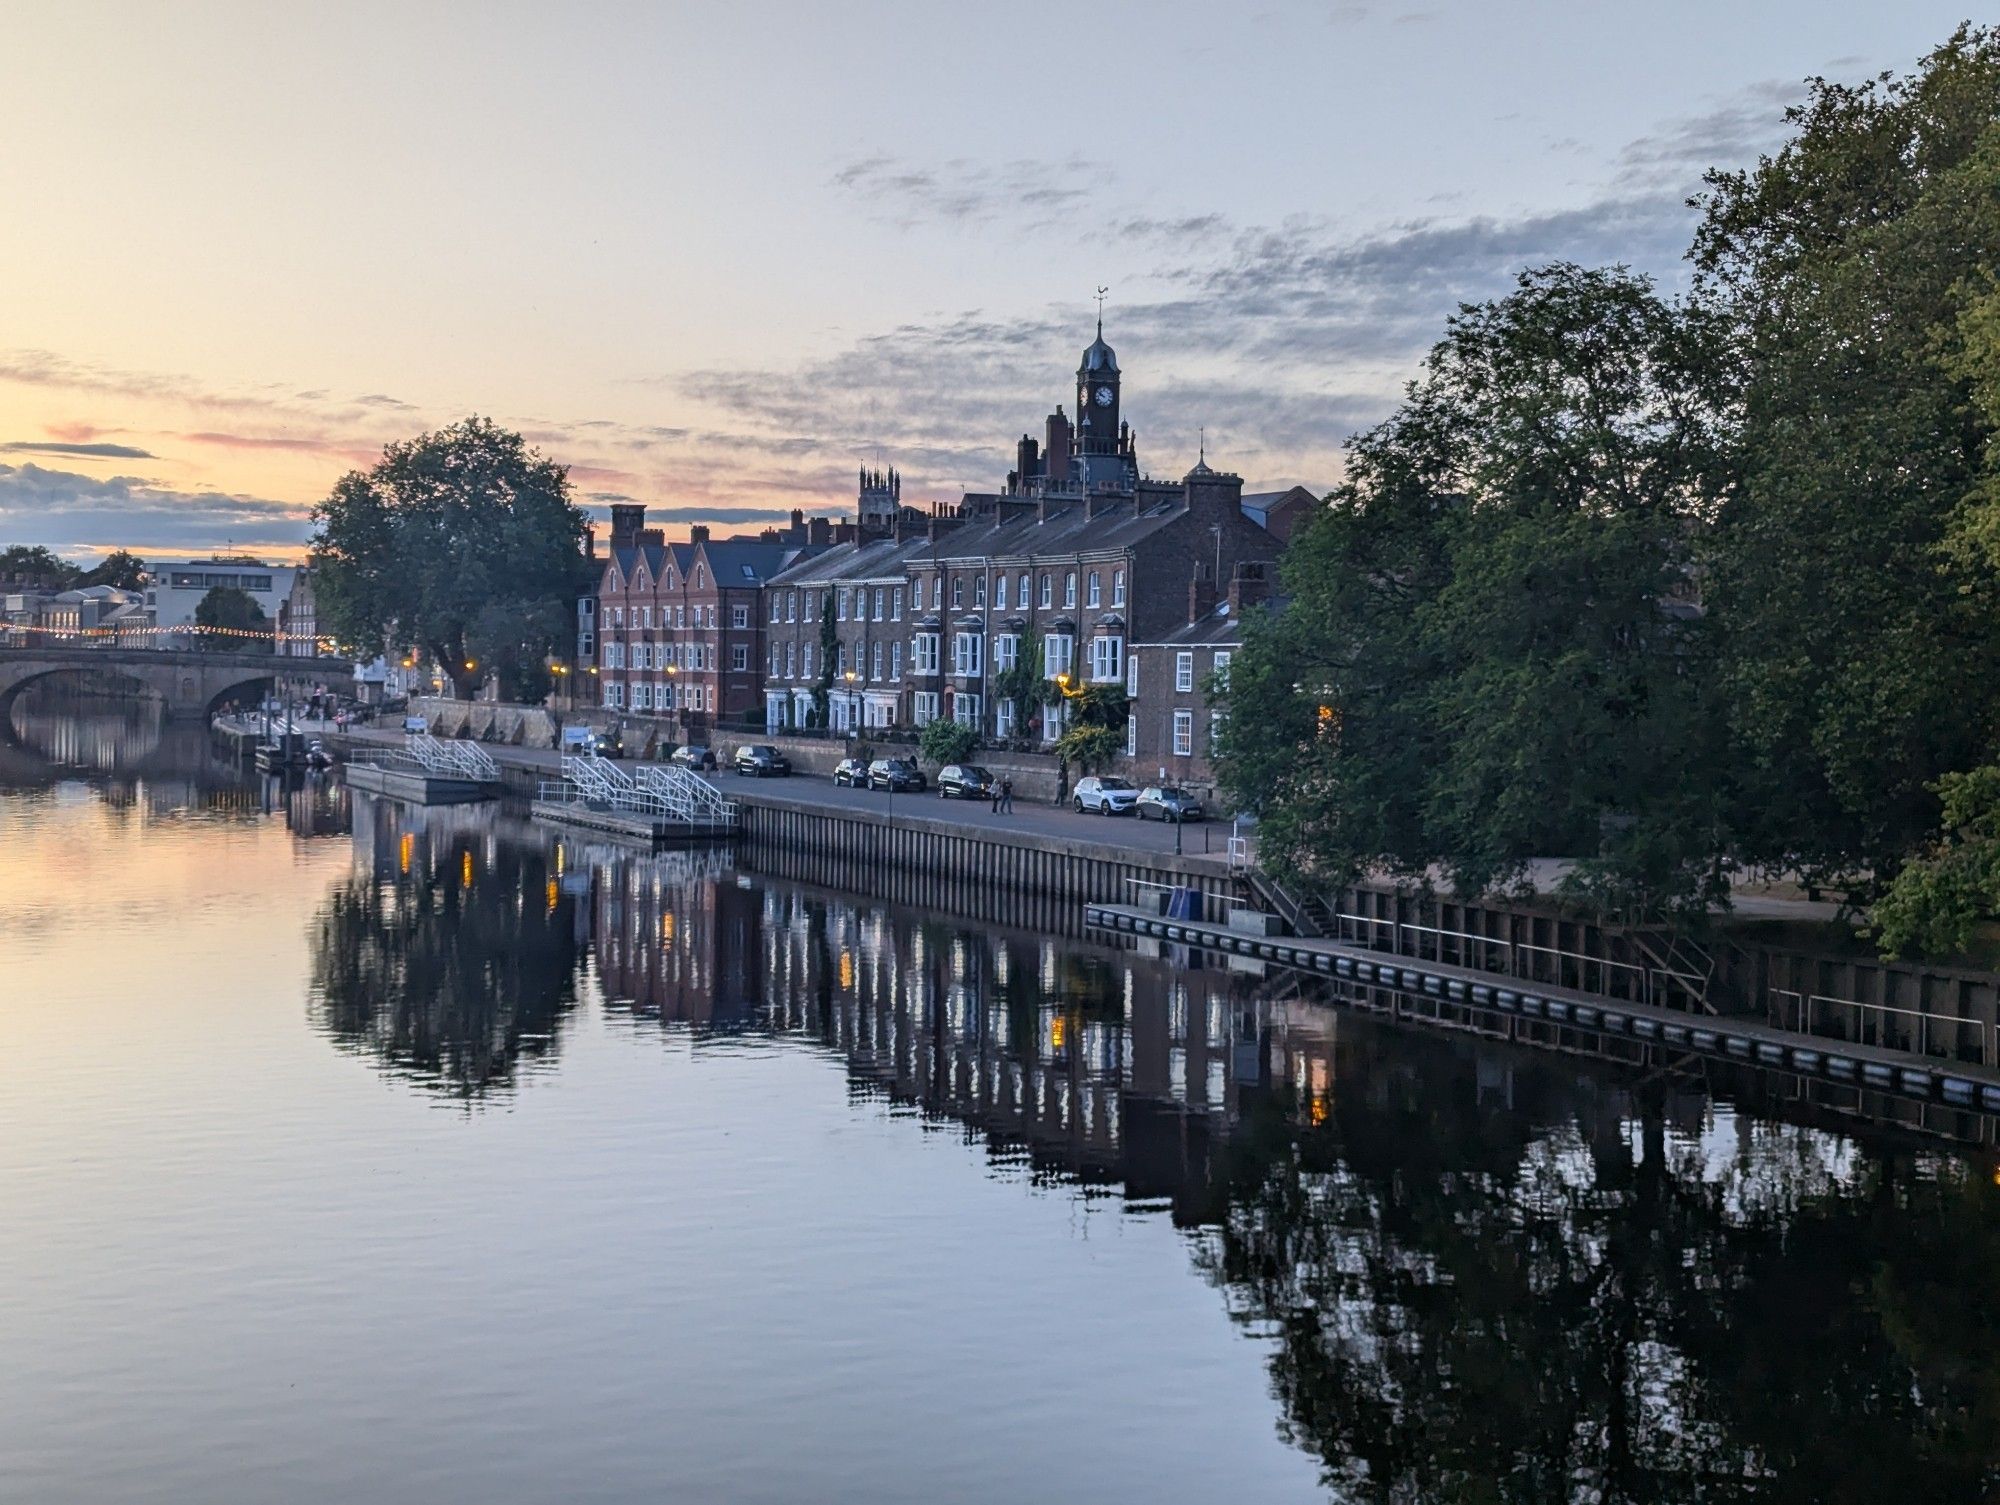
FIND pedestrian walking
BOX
[1000,776,1014,814]
[990,780,1001,814]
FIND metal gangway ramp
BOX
[562,751,636,802]
[409,731,499,782]
[635,763,739,827]
[546,752,738,836]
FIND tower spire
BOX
[1094,284,1107,338]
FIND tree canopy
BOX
[79,550,146,591]
[309,417,588,701]
[1218,26,2000,948]
[0,544,81,589]
[1220,264,1731,916]
[193,585,271,652]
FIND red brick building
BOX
[594,503,825,737]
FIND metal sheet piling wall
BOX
[735,800,1235,933]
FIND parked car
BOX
[1073,775,1140,815]
[1136,785,1205,822]
[670,744,717,771]
[868,757,926,792]
[936,764,998,801]
[562,725,621,758]
[734,744,791,777]
[832,757,871,787]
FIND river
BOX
[5,691,2000,1503]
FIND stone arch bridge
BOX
[0,646,354,720]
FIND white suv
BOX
[1073,775,1139,815]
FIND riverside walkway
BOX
[320,723,1243,866]
[1085,900,2000,1113]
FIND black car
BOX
[937,764,997,800]
[868,757,926,792]
[734,744,791,777]
[670,744,717,771]
[1136,785,1205,822]
[832,757,870,787]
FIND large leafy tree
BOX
[310,417,588,700]
[0,544,80,589]
[1697,26,2000,894]
[80,550,146,590]
[193,585,272,652]
[1218,264,1732,915]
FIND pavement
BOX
[315,720,1245,866]
[298,719,1852,919]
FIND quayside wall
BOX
[321,723,2000,1071]
[733,799,1236,927]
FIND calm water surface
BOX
[5,694,2000,1503]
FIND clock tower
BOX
[1076,320,1120,460]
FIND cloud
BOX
[0,350,293,416]
[179,430,351,455]
[832,154,1111,229]
[2,441,156,460]
[0,462,311,557]
[1618,78,1805,183]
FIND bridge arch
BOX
[0,647,353,722]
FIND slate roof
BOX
[926,493,1187,566]
[1133,595,1286,650]
[766,535,935,589]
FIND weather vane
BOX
[1094,285,1108,332]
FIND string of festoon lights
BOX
[2,621,345,651]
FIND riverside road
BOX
[321,723,1245,864]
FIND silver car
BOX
[1073,775,1139,815]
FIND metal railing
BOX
[634,763,738,825]
[545,753,738,831]
[409,732,498,781]
[1770,987,1995,1067]
[1329,909,1698,1008]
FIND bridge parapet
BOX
[0,645,355,719]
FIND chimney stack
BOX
[1227,560,1270,615]
[1187,561,1218,626]
[609,502,646,548]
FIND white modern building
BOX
[145,560,298,643]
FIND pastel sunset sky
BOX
[0,1,1975,562]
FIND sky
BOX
[0,1,1980,563]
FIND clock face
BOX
[1093,385,1114,407]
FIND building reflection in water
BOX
[295,814,2000,1498]
[308,794,582,1099]
[583,842,1335,1215]
[4,682,355,833]
[570,842,2000,1499]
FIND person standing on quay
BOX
[1000,776,1014,815]
[990,779,1002,815]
